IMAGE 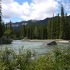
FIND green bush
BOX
[0,46,70,70]
[0,36,12,44]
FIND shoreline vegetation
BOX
[0,36,12,44]
[0,5,70,44]
[0,46,70,70]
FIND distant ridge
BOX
[8,16,70,30]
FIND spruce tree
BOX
[40,25,44,39]
[20,25,26,39]
[26,26,29,38]
[59,5,65,39]
[0,0,3,37]
[64,13,70,39]
[44,25,47,39]
[56,13,60,38]
[51,14,56,39]
[47,20,52,39]
[9,20,12,30]
[69,22,70,39]
[34,26,38,39]
[38,25,42,39]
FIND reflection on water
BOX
[0,40,70,56]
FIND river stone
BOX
[47,41,57,45]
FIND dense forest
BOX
[0,5,70,40]
[20,5,70,40]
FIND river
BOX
[0,40,70,56]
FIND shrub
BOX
[0,36,12,44]
[0,46,70,70]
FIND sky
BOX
[2,0,70,23]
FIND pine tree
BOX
[59,5,65,39]
[56,13,60,38]
[20,25,26,39]
[34,26,39,39]
[29,24,32,39]
[31,24,35,39]
[44,25,47,39]
[51,14,56,39]
[38,25,42,39]
[0,0,3,37]
[9,20,12,30]
[26,26,29,38]
[64,13,70,39]
[47,20,52,39]
[68,22,70,39]
[40,25,44,39]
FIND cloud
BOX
[2,0,14,4]
[3,0,69,21]
[20,0,58,20]
[57,0,70,12]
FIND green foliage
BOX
[34,26,39,39]
[0,16,4,38]
[0,36,12,44]
[4,29,12,36]
[20,25,26,39]
[47,5,70,40]
[59,5,65,39]
[20,24,47,39]
[47,20,52,39]
[0,46,70,70]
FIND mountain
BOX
[12,17,51,30]
[7,16,70,30]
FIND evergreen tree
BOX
[47,20,52,39]
[0,0,3,38]
[5,23,8,30]
[51,14,56,39]
[26,26,29,38]
[29,24,32,39]
[40,25,44,39]
[20,25,26,39]
[1,21,5,35]
[38,25,42,39]
[68,22,70,39]
[59,5,65,39]
[43,25,47,39]
[0,17,3,37]
[31,24,35,39]
[9,20,12,30]
[34,26,39,39]
[56,13,60,38]
[64,13,70,39]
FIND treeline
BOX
[47,5,70,40]
[20,24,47,39]
[0,19,18,40]
[0,5,70,40]
[20,5,70,40]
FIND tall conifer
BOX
[0,0,3,37]
[59,5,65,39]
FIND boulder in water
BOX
[47,41,57,45]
